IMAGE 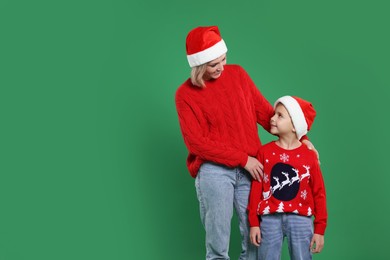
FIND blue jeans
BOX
[195,162,257,260]
[258,214,313,260]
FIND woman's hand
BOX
[250,227,261,246]
[310,233,324,253]
[302,139,320,163]
[244,156,263,181]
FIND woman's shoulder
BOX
[175,78,201,101]
[225,64,245,72]
[224,64,251,80]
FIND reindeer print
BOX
[300,165,310,182]
[279,172,290,190]
[289,168,300,186]
[269,163,310,201]
[271,177,281,194]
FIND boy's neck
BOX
[276,135,301,150]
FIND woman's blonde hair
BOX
[190,63,208,88]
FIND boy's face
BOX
[270,103,296,137]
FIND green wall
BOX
[1,0,389,259]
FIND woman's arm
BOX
[175,93,248,168]
[239,66,274,132]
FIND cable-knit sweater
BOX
[175,64,274,178]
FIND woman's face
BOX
[203,54,227,80]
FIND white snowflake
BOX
[301,190,308,200]
[272,152,275,155]
[265,159,269,163]
[299,203,302,207]
[297,154,300,158]
[289,204,292,207]
[263,175,269,183]
[280,153,289,162]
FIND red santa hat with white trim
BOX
[274,96,317,140]
[186,26,228,67]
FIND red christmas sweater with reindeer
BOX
[248,141,327,235]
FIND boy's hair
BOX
[274,96,316,139]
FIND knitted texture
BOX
[247,141,327,235]
[175,65,274,177]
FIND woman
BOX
[175,26,315,260]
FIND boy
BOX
[248,96,327,259]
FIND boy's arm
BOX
[247,148,265,226]
[310,157,327,235]
[247,180,262,227]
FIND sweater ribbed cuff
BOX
[239,153,248,168]
[314,224,326,235]
[248,212,260,227]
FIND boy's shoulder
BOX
[261,141,276,149]
[300,144,318,160]
[261,141,317,158]
[260,141,277,153]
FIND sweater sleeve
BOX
[175,92,248,167]
[239,66,274,132]
[247,149,265,227]
[310,157,327,235]
[247,179,262,227]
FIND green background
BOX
[1,0,389,259]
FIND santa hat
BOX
[274,96,316,140]
[186,26,228,67]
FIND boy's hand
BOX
[310,233,324,253]
[244,156,264,181]
[250,227,261,246]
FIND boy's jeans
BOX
[258,214,313,260]
[195,162,257,260]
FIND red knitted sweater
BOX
[247,141,327,235]
[175,65,274,177]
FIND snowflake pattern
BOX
[301,190,308,200]
[265,159,269,163]
[263,175,269,183]
[280,153,289,162]
[297,154,300,158]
